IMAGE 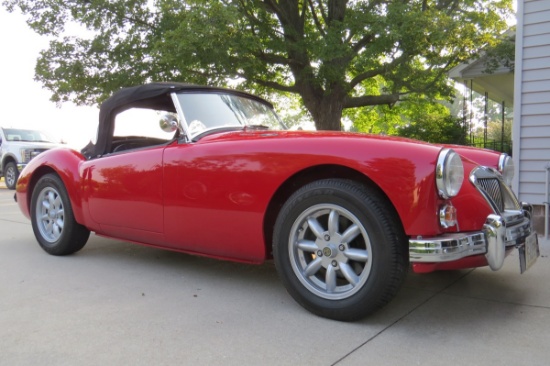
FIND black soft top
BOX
[82,82,271,158]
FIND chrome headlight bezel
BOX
[498,153,514,186]
[436,148,464,199]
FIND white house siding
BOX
[513,0,550,209]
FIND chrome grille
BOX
[477,178,504,211]
[470,167,521,214]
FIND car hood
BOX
[196,129,502,169]
[197,129,434,146]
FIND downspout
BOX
[512,0,524,194]
[546,164,549,239]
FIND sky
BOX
[0,7,98,149]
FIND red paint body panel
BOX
[15,130,497,265]
[81,145,166,244]
[412,255,489,273]
[412,247,516,273]
[190,130,447,238]
[450,145,501,167]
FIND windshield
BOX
[2,128,58,143]
[176,92,286,137]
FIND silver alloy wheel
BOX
[288,203,373,300]
[35,186,65,243]
[5,165,16,187]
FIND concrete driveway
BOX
[1,181,549,365]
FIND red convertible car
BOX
[15,83,539,321]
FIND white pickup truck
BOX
[0,127,63,190]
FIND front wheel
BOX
[4,162,19,190]
[273,179,408,321]
[31,174,90,255]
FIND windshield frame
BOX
[172,91,287,141]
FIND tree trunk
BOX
[309,99,344,131]
[300,87,346,131]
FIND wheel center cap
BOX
[322,247,332,257]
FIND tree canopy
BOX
[4,0,513,130]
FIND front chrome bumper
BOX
[409,212,532,271]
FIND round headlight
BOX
[498,154,514,186]
[436,148,464,199]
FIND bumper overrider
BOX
[409,167,534,271]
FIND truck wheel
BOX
[4,162,19,190]
[30,174,90,255]
[273,179,408,321]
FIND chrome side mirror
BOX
[160,113,179,133]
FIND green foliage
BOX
[348,94,467,144]
[483,28,515,73]
[3,0,513,130]
[469,113,512,154]
[396,114,466,144]
[487,116,512,142]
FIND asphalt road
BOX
[1,180,549,365]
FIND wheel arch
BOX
[24,165,58,212]
[20,151,87,226]
[263,164,404,259]
[1,154,17,172]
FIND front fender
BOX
[448,145,501,169]
[16,148,87,224]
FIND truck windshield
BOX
[3,128,58,143]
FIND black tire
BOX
[30,174,90,255]
[4,161,19,190]
[273,179,408,321]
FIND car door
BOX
[162,140,269,262]
[85,147,164,230]
[83,108,176,244]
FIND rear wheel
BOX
[31,174,90,255]
[4,162,19,190]
[273,179,408,321]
